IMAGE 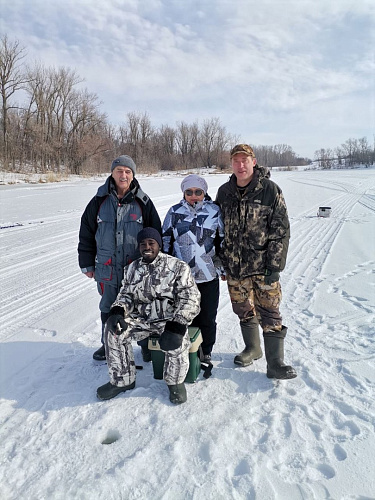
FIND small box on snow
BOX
[318,206,331,217]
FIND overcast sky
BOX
[2,0,374,159]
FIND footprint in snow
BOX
[333,443,347,461]
[34,328,57,337]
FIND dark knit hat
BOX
[111,155,136,175]
[137,227,162,248]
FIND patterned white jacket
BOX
[112,252,201,335]
[162,198,224,283]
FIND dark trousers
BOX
[192,278,219,355]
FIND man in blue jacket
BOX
[78,155,161,361]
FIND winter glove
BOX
[264,269,280,286]
[106,306,129,335]
[212,254,223,268]
[212,254,226,277]
[158,321,186,351]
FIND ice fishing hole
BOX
[101,429,121,445]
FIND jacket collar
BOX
[140,251,164,269]
[229,167,262,195]
[181,198,205,212]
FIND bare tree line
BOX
[0,35,239,174]
[115,112,235,173]
[253,144,310,169]
[314,136,375,169]
[1,35,372,175]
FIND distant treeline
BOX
[1,35,373,174]
[314,137,374,169]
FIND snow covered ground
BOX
[0,168,374,500]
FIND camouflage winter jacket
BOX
[112,252,201,335]
[215,166,290,279]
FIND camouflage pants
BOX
[226,274,283,333]
[105,319,191,387]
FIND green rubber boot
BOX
[234,318,263,367]
[264,327,297,379]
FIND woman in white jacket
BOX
[162,174,224,362]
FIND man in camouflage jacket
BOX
[97,227,201,405]
[215,144,296,380]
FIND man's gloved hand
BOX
[264,269,280,286]
[106,306,129,335]
[159,321,186,351]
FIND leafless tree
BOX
[154,124,177,170]
[358,137,371,166]
[341,138,357,167]
[0,35,31,166]
[254,143,305,168]
[314,148,334,169]
[334,146,345,167]
[175,120,199,169]
[23,64,84,171]
[66,88,109,174]
[124,111,154,168]
[196,117,232,168]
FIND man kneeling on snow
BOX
[97,227,201,405]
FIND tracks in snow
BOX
[0,214,95,341]
[282,175,373,313]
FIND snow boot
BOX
[93,344,106,361]
[141,346,152,362]
[168,383,187,405]
[264,328,297,379]
[234,318,263,367]
[97,381,135,400]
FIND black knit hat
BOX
[137,227,162,248]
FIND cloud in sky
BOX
[2,0,374,158]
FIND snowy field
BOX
[0,168,374,500]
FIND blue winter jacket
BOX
[78,176,161,289]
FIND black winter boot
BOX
[168,383,187,405]
[137,338,152,362]
[234,318,263,367]
[97,381,135,400]
[264,328,297,379]
[93,344,106,361]
[141,347,152,362]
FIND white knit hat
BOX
[180,174,208,194]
